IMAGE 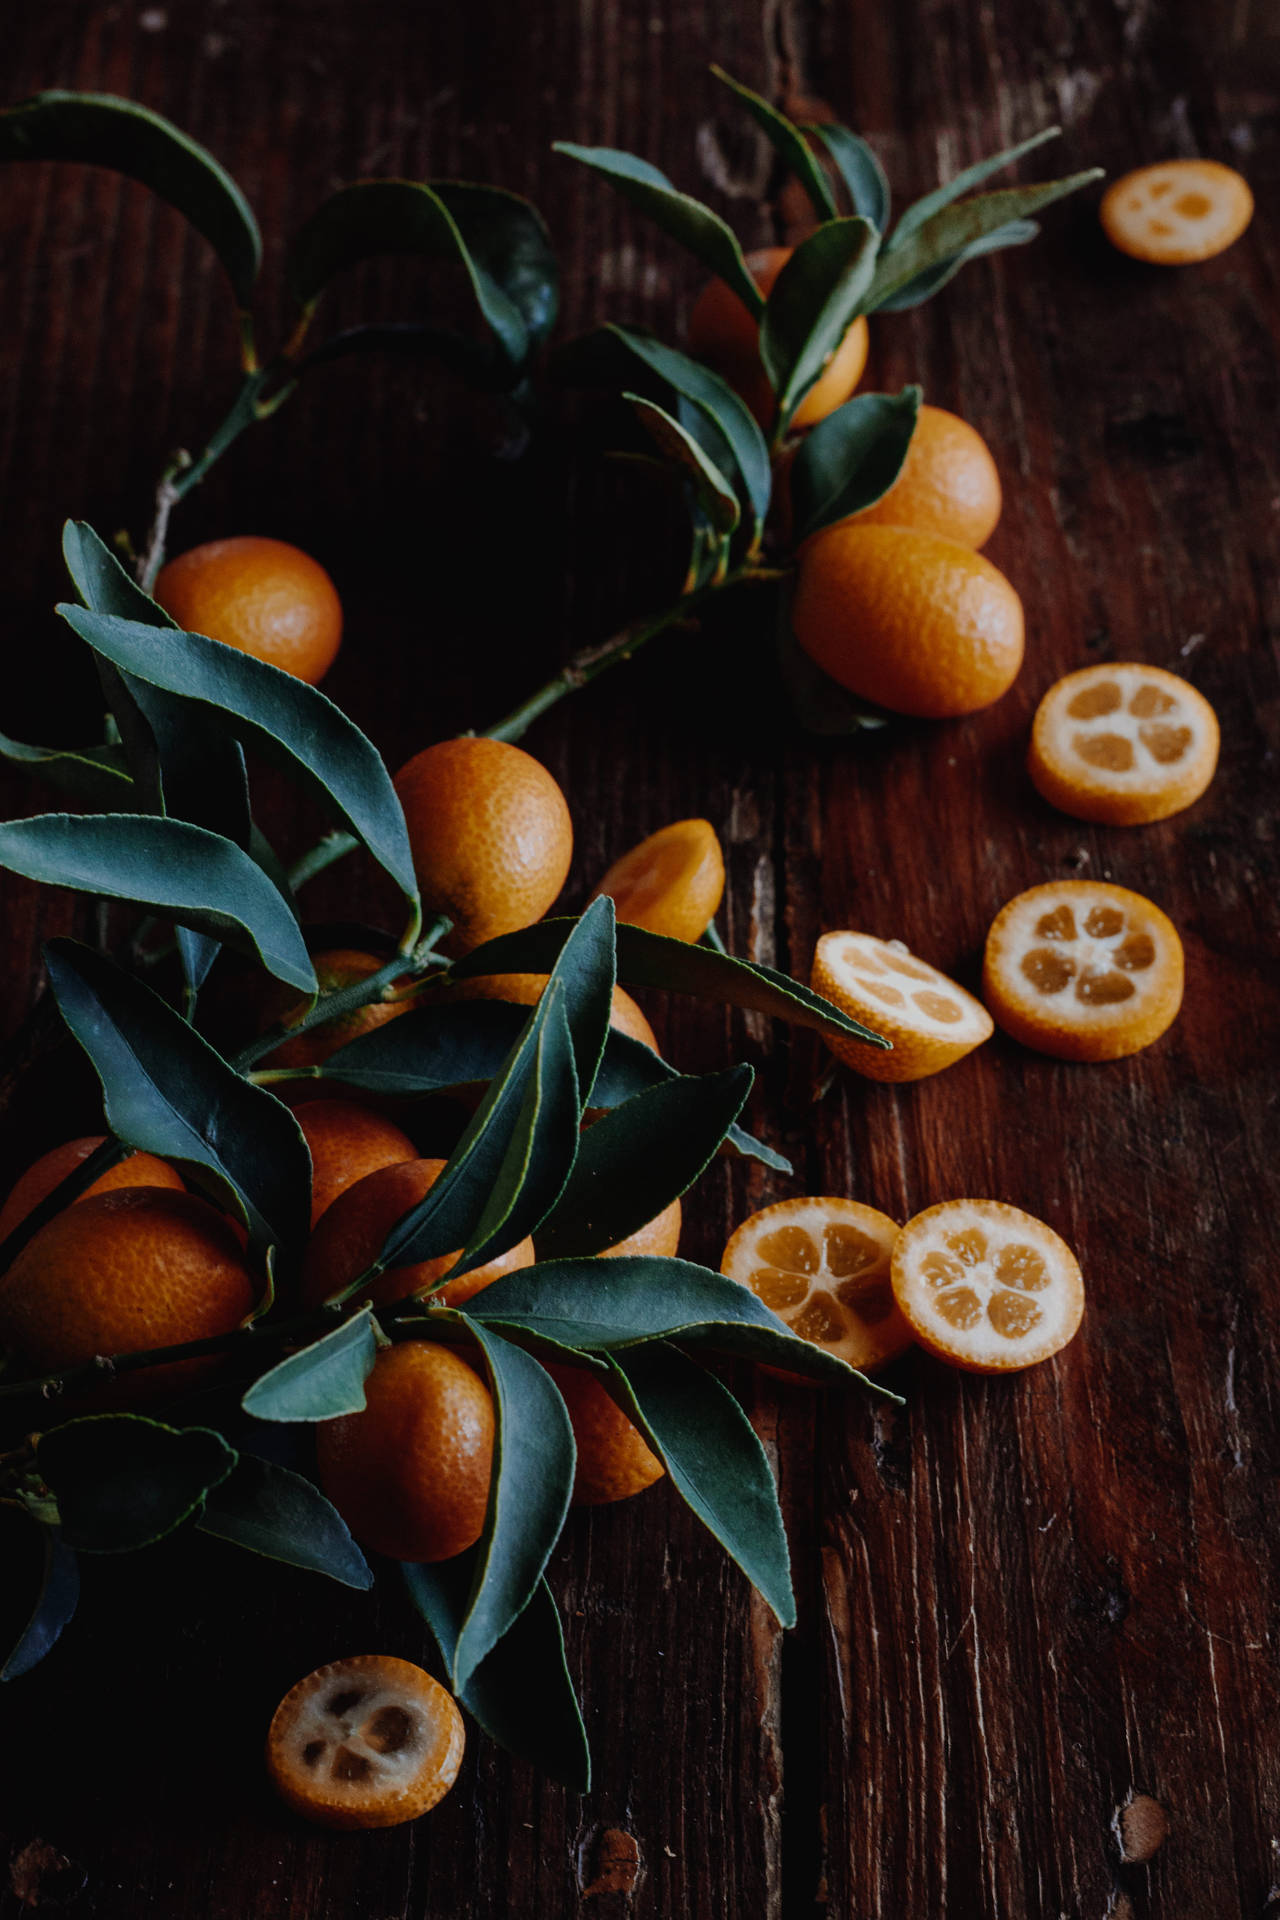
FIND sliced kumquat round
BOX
[891,1199,1083,1373]
[983,880,1183,1061]
[1029,662,1219,825]
[721,1197,912,1373]
[1100,160,1253,265]
[811,931,993,1081]
[589,818,725,944]
[266,1654,464,1829]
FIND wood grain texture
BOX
[2,2,1278,1916]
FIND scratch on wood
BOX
[581,1827,643,1900]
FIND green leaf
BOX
[447,1321,575,1692]
[710,66,839,222]
[535,1065,752,1258]
[560,326,771,538]
[287,180,528,369]
[873,219,1038,311]
[44,939,310,1254]
[554,143,762,316]
[0,814,315,992]
[804,124,890,230]
[452,918,889,1048]
[1,1525,79,1682]
[241,1309,377,1423]
[404,1563,589,1790]
[589,1031,790,1173]
[0,732,133,809]
[865,172,1102,312]
[886,126,1062,251]
[0,90,261,305]
[758,217,879,430]
[790,386,922,542]
[37,1416,236,1554]
[58,595,418,909]
[197,1454,373,1589]
[431,182,559,348]
[608,1343,794,1625]
[625,394,740,537]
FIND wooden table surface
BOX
[2,3,1278,1915]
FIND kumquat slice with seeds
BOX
[811,931,993,1081]
[1100,159,1253,265]
[1029,662,1219,825]
[891,1200,1083,1374]
[983,881,1183,1061]
[267,1655,464,1829]
[721,1197,913,1373]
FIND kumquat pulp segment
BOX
[1028,662,1219,825]
[721,1197,912,1373]
[982,881,1184,1061]
[811,932,992,1081]
[891,1200,1084,1373]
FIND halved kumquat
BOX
[891,1199,1083,1373]
[983,880,1183,1061]
[811,931,993,1081]
[1100,160,1253,265]
[1029,662,1219,825]
[721,1196,912,1373]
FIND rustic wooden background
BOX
[2,2,1278,1915]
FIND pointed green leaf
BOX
[451,917,889,1048]
[874,219,1038,311]
[790,386,922,542]
[0,90,261,304]
[447,1321,575,1692]
[535,1065,751,1258]
[758,218,880,429]
[37,1416,236,1554]
[241,1309,377,1423]
[197,1454,373,1589]
[44,939,311,1253]
[886,126,1062,251]
[608,1344,793,1623]
[1,1525,79,1682]
[554,143,762,315]
[589,1031,790,1172]
[804,125,890,230]
[0,814,314,992]
[865,172,1102,312]
[0,732,133,809]
[58,596,418,907]
[626,393,740,536]
[288,180,527,367]
[404,1564,589,1789]
[431,182,559,348]
[710,66,839,221]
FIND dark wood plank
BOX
[2,2,1278,1916]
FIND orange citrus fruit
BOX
[0,1136,184,1247]
[811,932,993,1082]
[299,1158,535,1310]
[891,1199,1083,1373]
[267,1654,464,1829]
[433,970,658,1052]
[1100,160,1253,265]
[983,880,1184,1061]
[792,523,1024,718]
[588,818,725,944]
[265,950,410,1071]
[1028,663,1219,825]
[601,1196,682,1259]
[393,737,573,955]
[688,245,870,430]
[544,1361,665,1506]
[153,535,342,684]
[850,404,1002,548]
[315,1340,494,1563]
[721,1197,912,1372]
[295,1100,417,1226]
[0,1187,255,1378]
